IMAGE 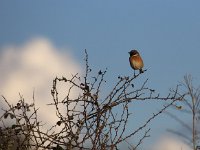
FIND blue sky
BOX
[1,1,200,83]
[0,1,200,149]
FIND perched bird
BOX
[129,50,144,74]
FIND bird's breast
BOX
[129,56,144,70]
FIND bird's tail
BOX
[139,69,143,74]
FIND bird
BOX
[129,50,144,74]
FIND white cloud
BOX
[0,38,82,128]
[151,135,192,150]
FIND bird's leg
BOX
[134,70,136,77]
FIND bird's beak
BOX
[128,51,130,54]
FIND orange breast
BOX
[129,55,144,70]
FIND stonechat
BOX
[129,50,144,74]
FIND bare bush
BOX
[166,75,200,150]
[0,50,185,150]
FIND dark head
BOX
[129,50,139,56]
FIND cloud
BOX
[0,38,82,128]
[151,135,192,150]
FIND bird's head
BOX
[129,50,139,56]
